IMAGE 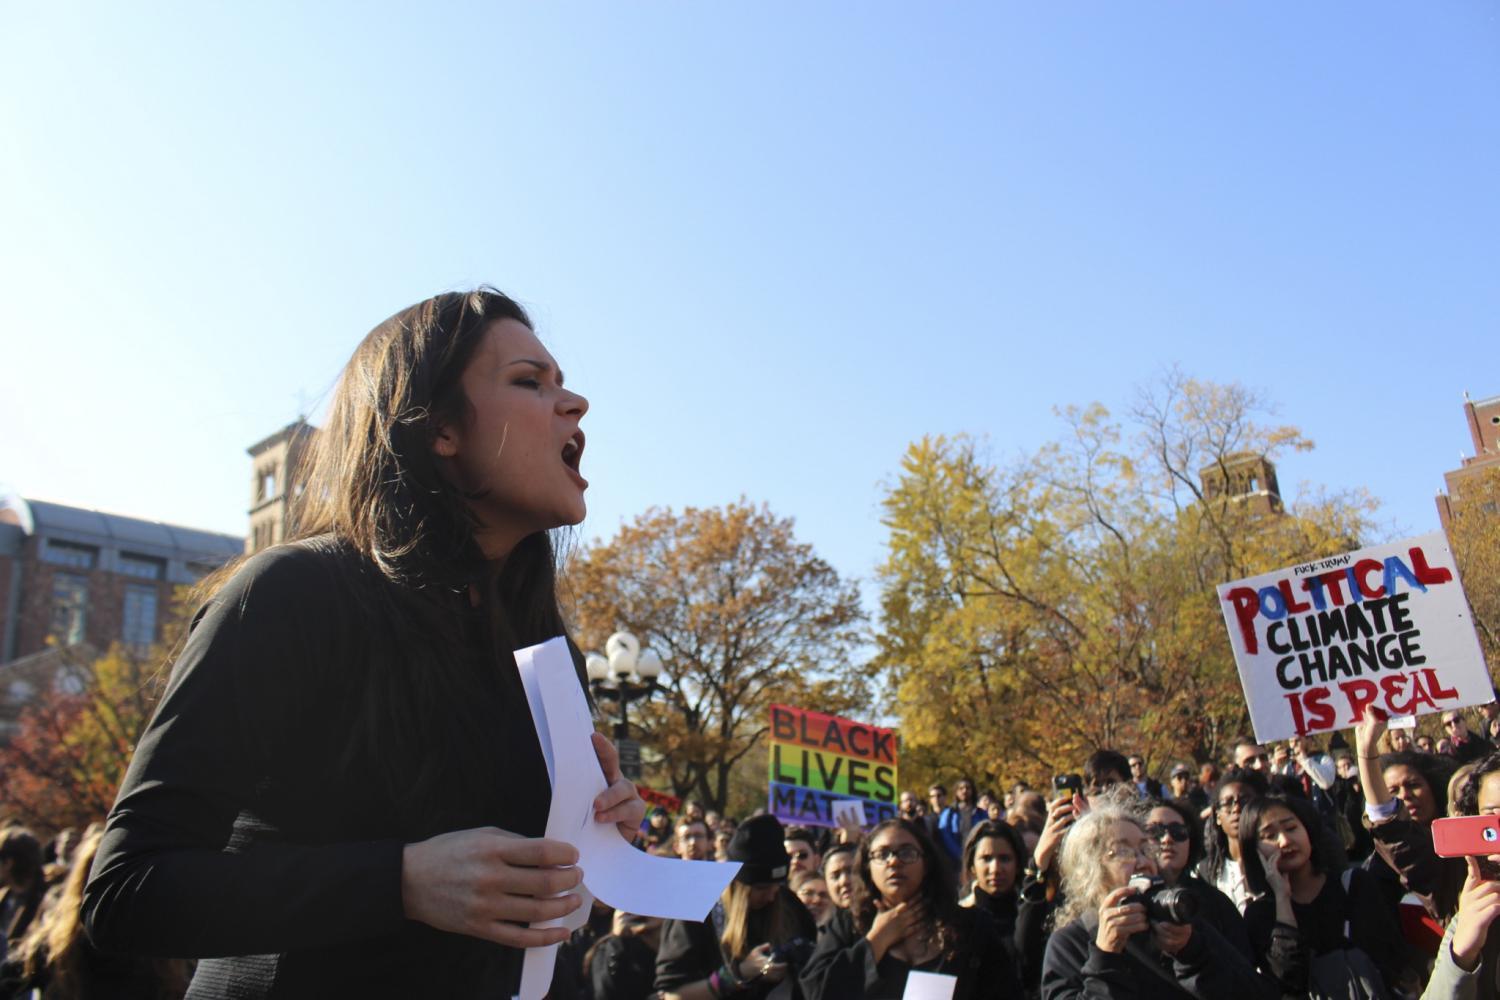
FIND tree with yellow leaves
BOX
[567,500,867,813]
[1447,464,1500,671]
[876,371,1378,791]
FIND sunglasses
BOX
[1145,822,1190,842]
[1217,796,1253,812]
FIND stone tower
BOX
[246,420,316,554]
[1197,452,1283,517]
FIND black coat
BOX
[801,906,1022,1000]
[1040,911,1275,1000]
[81,541,559,999]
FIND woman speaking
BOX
[82,289,644,998]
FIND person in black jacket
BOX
[801,818,1021,1000]
[80,289,645,999]
[1239,794,1400,998]
[1040,794,1272,1000]
[1142,799,1251,964]
[655,815,818,1000]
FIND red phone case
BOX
[1432,816,1500,857]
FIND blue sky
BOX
[3,2,1497,605]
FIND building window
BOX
[50,574,89,645]
[42,540,98,569]
[119,552,166,580]
[259,469,278,502]
[122,584,158,648]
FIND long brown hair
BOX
[851,819,960,959]
[199,289,582,831]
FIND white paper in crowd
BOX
[1216,532,1490,743]
[514,637,742,1000]
[903,971,958,1000]
[832,798,867,829]
[1388,715,1417,730]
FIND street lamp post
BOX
[584,631,663,782]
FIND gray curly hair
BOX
[1055,789,1149,927]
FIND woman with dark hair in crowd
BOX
[80,290,645,998]
[822,844,859,917]
[0,830,191,999]
[1197,767,1268,913]
[1240,794,1400,998]
[802,818,1020,1000]
[1040,795,1267,1000]
[655,815,818,1000]
[960,820,1045,995]
[0,828,46,945]
[1143,799,1251,963]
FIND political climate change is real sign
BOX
[1218,532,1490,743]
[768,704,898,828]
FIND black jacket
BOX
[81,541,559,999]
[801,906,1022,1000]
[1040,912,1274,1000]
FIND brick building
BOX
[0,495,242,737]
[1437,392,1500,530]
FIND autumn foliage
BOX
[0,644,169,832]
[567,500,867,814]
[875,372,1379,791]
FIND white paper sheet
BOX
[832,798,867,829]
[514,637,741,1000]
[903,970,958,1000]
[1389,714,1417,729]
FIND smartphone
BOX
[1432,816,1500,857]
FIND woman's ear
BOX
[431,421,460,458]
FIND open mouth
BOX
[562,431,585,471]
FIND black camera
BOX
[770,936,815,967]
[1126,875,1199,925]
[1053,774,1083,795]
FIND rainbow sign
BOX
[767,704,898,828]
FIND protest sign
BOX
[638,786,683,815]
[1218,532,1490,742]
[768,704,898,828]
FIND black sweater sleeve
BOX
[82,545,408,958]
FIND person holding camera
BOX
[1419,750,1500,1000]
[655,815,818,1000]
[801,819,1021,1000]
[1142,799,1253,963]
[1040,796,1270,1000]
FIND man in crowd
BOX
[1232,735,1271,772]
[925,783,947,842]
[1415,734,1435,753]
[673,817,711,861]
[1083,750,1132,795]
[1128,754,1163,798]
[783,826,822,878]
[1443,709,1494,763]
[898,790,924,821]
[937,777,979,865]
[1169,762,1208,815]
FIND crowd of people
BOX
[12,706,1500,998]
[533,702,1500,1000]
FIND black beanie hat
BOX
[728,814,790,884]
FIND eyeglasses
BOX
[1444,718,1463,728]
[1217,796,1253,813]
[1145,822,1190,843]
[788,850,812,862]
[870,846,923,867]
[1105,843,1160,865]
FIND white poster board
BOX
[1217,532,1490,743]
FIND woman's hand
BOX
[737,943,788,984]
[865,899,927,962]
[1095,885,1149,954]
[1152,920,1194,956]
[1032,794,1082,874]
[1451,857,1500,972]
[401,827,582,947]
[591,732,646,842]
[1257,843,1291,900]
[1354,706,1387,759]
